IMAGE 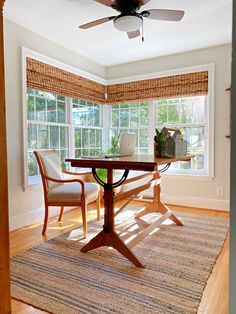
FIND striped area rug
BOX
[11,208,228,314]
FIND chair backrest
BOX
[34,150,63,189]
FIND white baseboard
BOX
[9,206,73,231]
[9,194,229,231]
[161,193,230,211]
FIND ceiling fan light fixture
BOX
[113,15,143,32]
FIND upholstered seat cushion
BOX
[48,182,99,204]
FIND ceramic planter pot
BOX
[154,142,162,157]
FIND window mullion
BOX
[68,97,74,158]
[148,101,155,154]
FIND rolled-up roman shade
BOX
[107,71,208,104]
[26,58,106,104]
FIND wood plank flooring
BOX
[10,203,229,314]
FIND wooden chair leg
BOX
[81,198,87,238]
[96,193,100,221]
[58,206,64,222]
[42,205,49,235]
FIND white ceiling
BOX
[3,0,232,67]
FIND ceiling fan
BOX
[78,0,185,40]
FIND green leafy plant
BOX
[97,130,121,182]
[106,130,121,154]
[154,128,166,155]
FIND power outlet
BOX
[217,186,224,196]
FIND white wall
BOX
[107,44,231,210]
[3,19,106,229]
[4,18,231,231]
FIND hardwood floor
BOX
[10,203,229,314]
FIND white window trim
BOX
[22,47,105,190]
[22,48,215,190]
[108,64,215,180]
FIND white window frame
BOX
[22,48,214,189]
[108,64,215,180]
[110,102,149,154]
[22,47,106,190]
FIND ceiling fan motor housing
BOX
[114,15,143,32]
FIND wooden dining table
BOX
[66,154,193,268]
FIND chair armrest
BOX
[62,170,92,176]
[43,175,85,194]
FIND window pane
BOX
[192,153,204,170]
[155,96,207,174]
[87,107,94,126]
[112,110,119,127]
[75,149,82,158]
[96,129,102,148]
[140,106,148,126]
[57,95,65,102]
[28,124,37,149]
[89,129,96,147]
[47,99,57,122]
[27,96,35,120]
[191,126,204,149]
[120,109,129,127]
[50,126,59,149]
[60,127,68,149]
[58,101,66,123]
[193,97,205,123]
[139,129,148,148]
[36,97,46,121]
[74,128,81,148]
[94,108,100,126]
[157,105,167,125]
[180,102,192,124]
[167,104,179,124]
[28,152,38,176]
[130,108,139,127]
[27,88,35,96]
[60,150,69,170]
[26,88,71,181]
[82,129,89,148]
[38,125,49,149]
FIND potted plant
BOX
[154,128,166,157]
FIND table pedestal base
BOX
[80,228,144,268]
[135,201,183,226]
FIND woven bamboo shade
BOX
[26,58,106,104]
[107,71,208,104]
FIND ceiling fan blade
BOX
[143,9,185,21]
[127,29,141,39]
[94,0,116,7]
[79,16,116,29]
[138,0,151,5]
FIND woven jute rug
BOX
[11,208,229,314]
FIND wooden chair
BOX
[34,150,100,237]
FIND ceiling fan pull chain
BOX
[142,20,144,42]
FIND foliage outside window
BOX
[155,96,207,174]
[26,89,209,184]
[26,89,104,184]
[27,88,69,183]
[111,96,208,175]
[111,102,149,154]
[72,99,103,157]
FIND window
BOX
[27,89,69,184]
[110,96,209,176]
[72,99,103,157]
[26,89,103,185]
[155,96,207,175]
[111,102,149,154]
